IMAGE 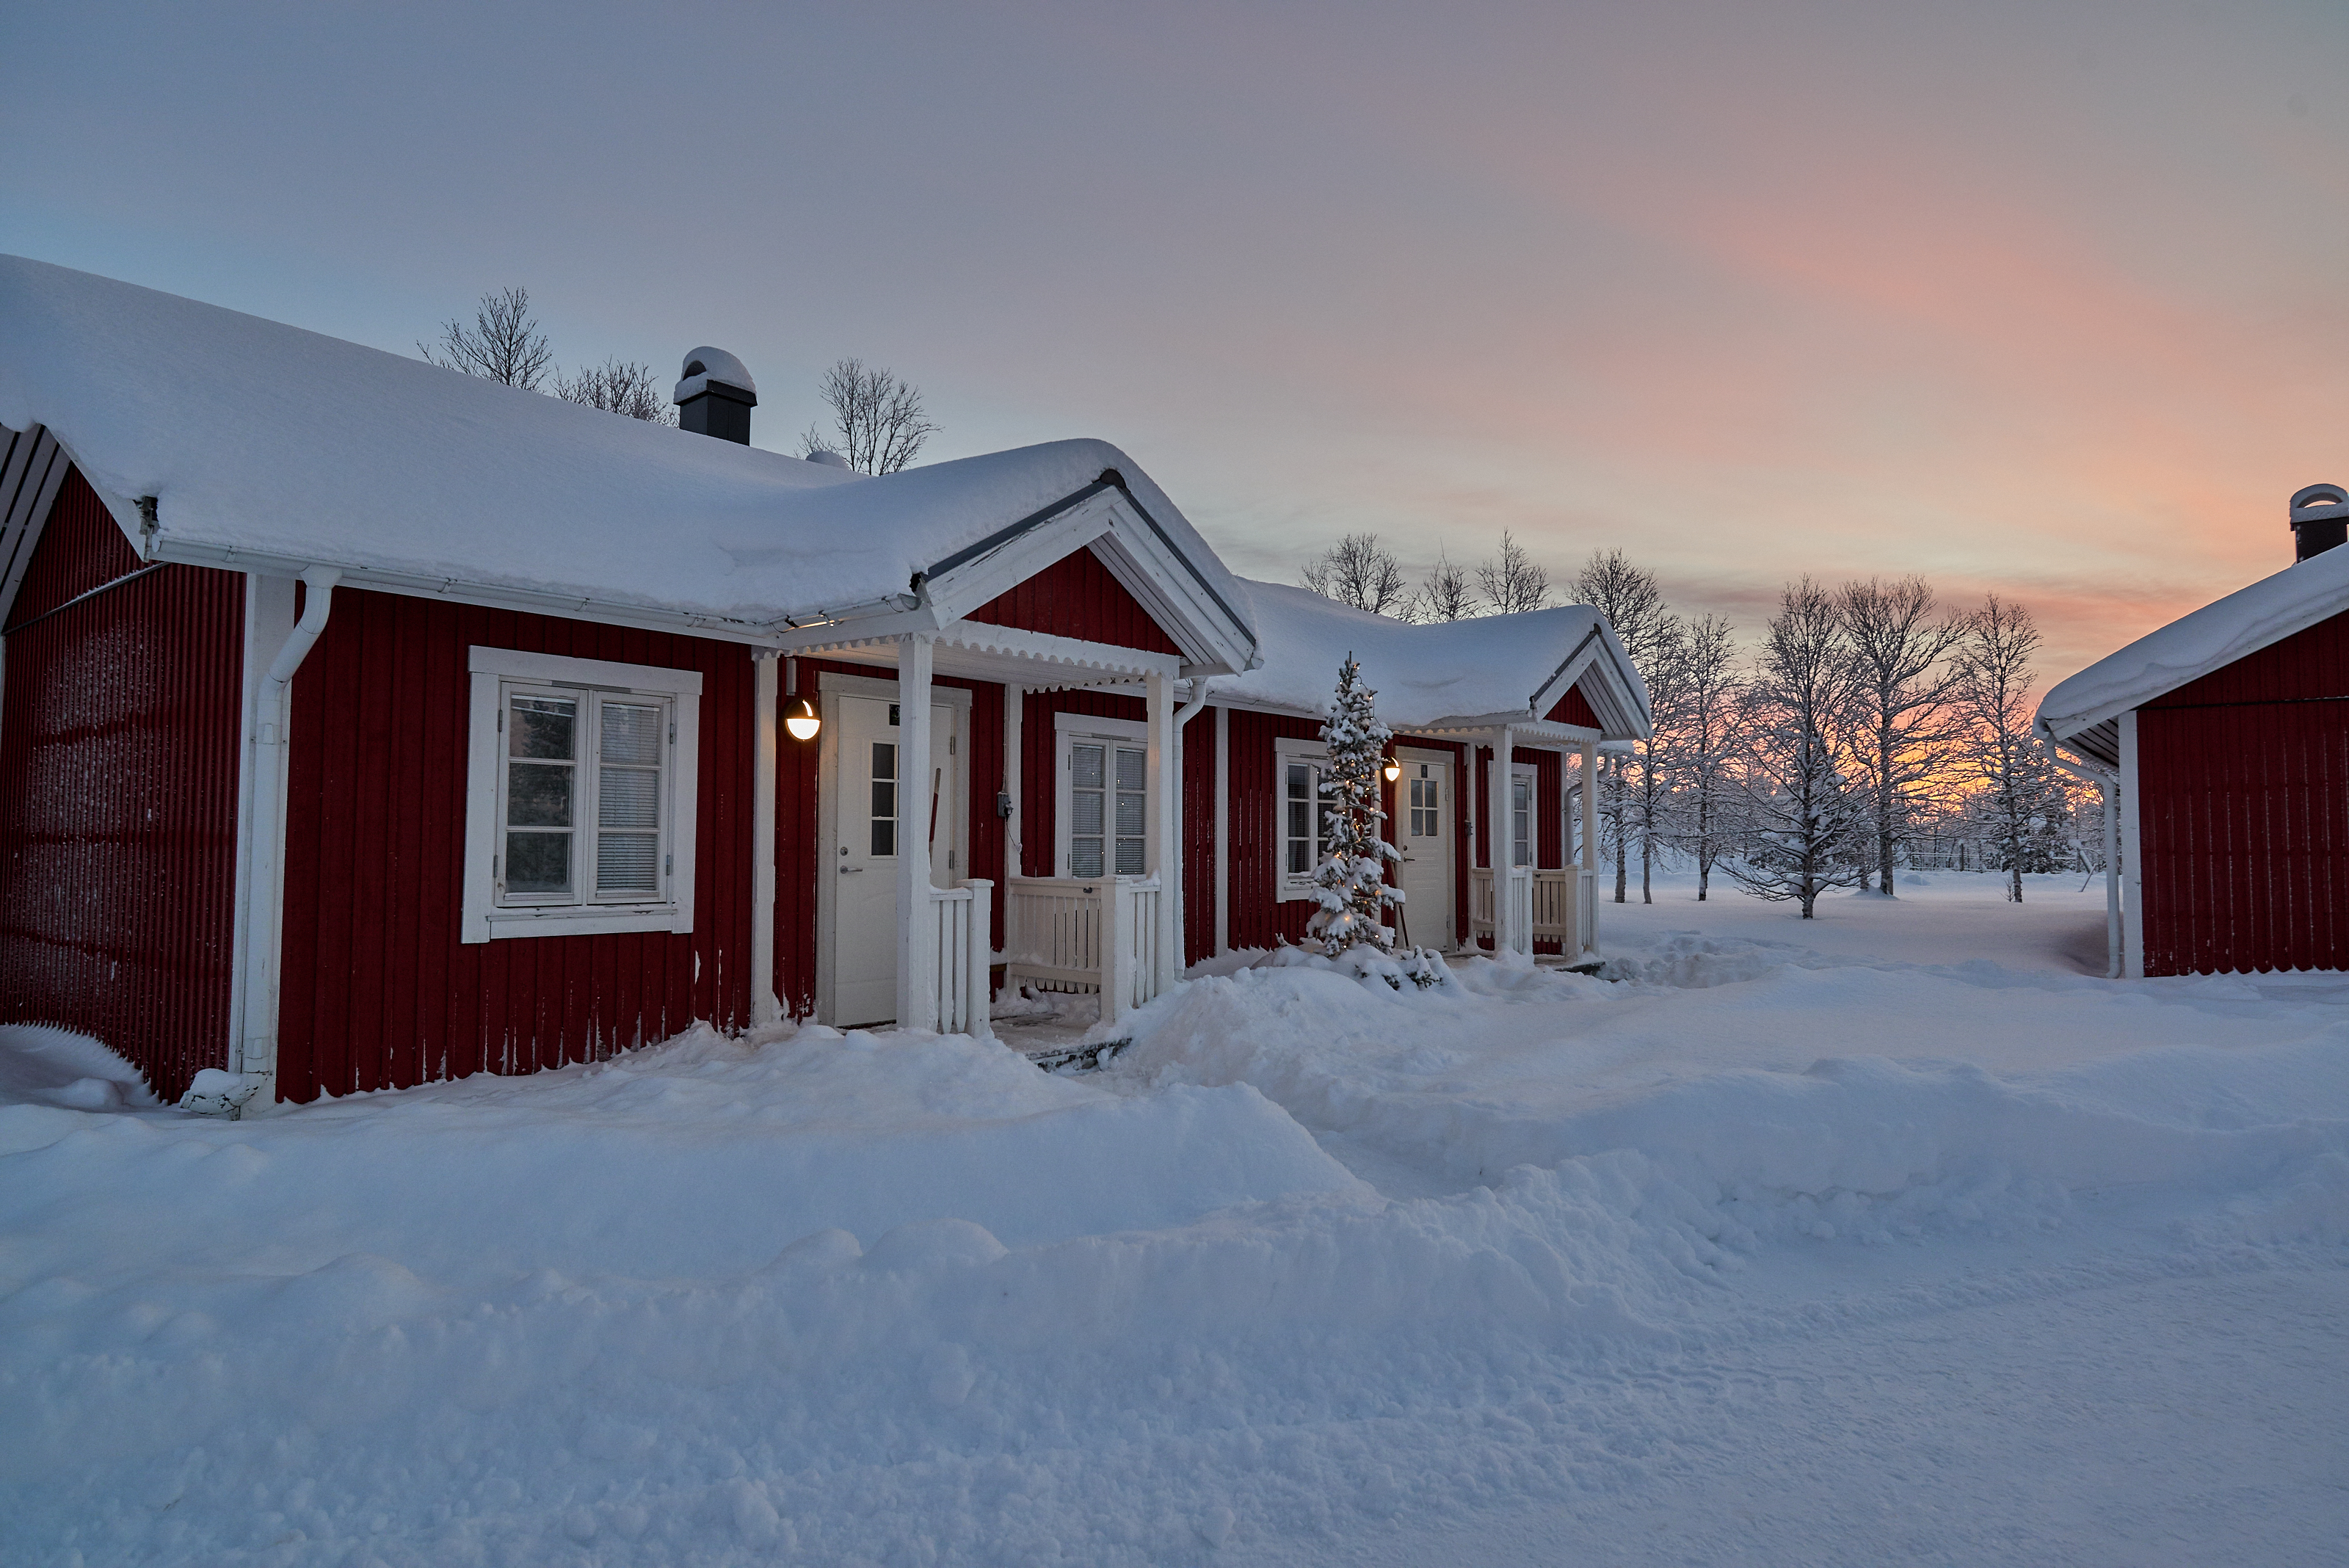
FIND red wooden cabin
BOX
[0,258,1646,1108]
[2038,483,2349,977]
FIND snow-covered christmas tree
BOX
[1309,654,1403,954]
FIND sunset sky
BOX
[6,1,2344,680]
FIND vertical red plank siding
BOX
[2147,609,2349,708]
[1544,683,1602,729]
[277,587,757,1101]
[1183,708,1216,964]
[0,468,243,1101]
[2138,664,2349,978]
[1473,747,1492,870]
[963,546,1183,656]
[2139,700,2349,975]
[1222,708,1324,950]
[771,658,1008,1019]
[1020,689,1148,876]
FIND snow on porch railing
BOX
[927,879,995,1039]
[1003,874,1163,1024]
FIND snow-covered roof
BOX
[2036,544,2349,766]
[0,256,1253,667]
[1210,579,1652,739]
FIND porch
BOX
[777,619,1199,1039]
[1468,865,1600,958]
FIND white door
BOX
[827,693,963,1028]
[1396,755,1453,949]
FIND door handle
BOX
[839,866,864,874]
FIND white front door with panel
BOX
[1396,753,1453,948]
[826,691,965,1028]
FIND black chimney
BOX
[675,346,757,444]
[2290,483,2349,562]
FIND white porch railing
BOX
[926,879,995,1039]
[1470,867,1592,956]
[1003,874,1164,1025]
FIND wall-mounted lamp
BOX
[783,656,821,740]
[1383,758,1401,783]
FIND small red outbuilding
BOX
[2038,484,2349,977]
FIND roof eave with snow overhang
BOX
[2036,544,2349,769]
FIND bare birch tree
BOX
[1301,534,1412,616]
[1663,614,1745,899]
[1957,595,2063,902]
[1727,578,1867,918]
[1572,549,1674,902]
[799,358,938,473]
[1624,619,1690,903]
[555,358,675,423]
[1478,531,1551,615]
[1410,550,1478,623]
[1837,576,1967,896]
[420,286,553,390]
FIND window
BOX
[1274,738,1333,899]
[1511,769,1533,868]
[1055,712,1148,880]
[1408,763,1441,838]
[463,647,702,943]
[868,738,898,857]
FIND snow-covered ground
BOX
[4,871,2345,1566]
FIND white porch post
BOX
[2101,779,2121,979]
[1147,668,1180,995]
[896,634,937,1029]
[1489,724,1514,954]
[1580,738,1600,957]
[2119,710,2144,979]
[751,652,780,1026]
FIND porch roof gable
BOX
[1205,578,1652,740]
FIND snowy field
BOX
[4,870,2347,1566]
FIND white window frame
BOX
[1404,758,1445,842]
[1053,711,1150,881]
[1274,736,1332,901]
[462,646,702,943]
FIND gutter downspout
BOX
[230,567,340,1111]
[1169,679,1211,976]
[751,653,781,1026]
[2040,721,2120,980]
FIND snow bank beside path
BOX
[1116,958,2349,1249]
[0,1023,1365,1295]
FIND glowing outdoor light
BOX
[785,697,821,741]
[1383,758,1401,783]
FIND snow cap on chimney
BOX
[675,347,757,443]
[2290,482,2349,563]
[805,448,849,468]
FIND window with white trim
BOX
[1511,766,1534,868]
[1274,738,1333,899]
[1054,712,1148,879]
[462,647,702,943]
